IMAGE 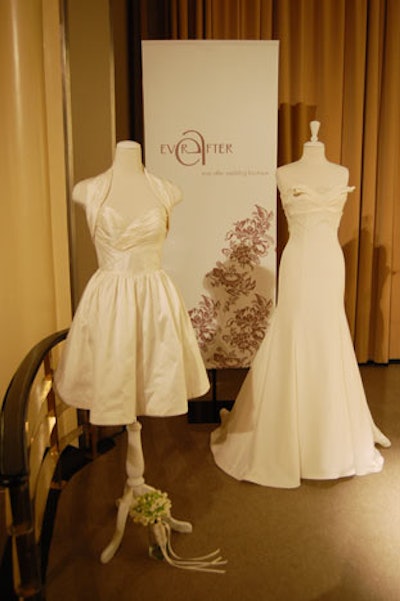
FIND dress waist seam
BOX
[98,267,163,276]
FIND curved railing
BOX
[0,330,68,484]
[0,329,91,600]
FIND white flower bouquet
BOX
[129,489,172,526]
[128,488,226,573]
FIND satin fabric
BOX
[55,170,209,425]
[210,184,390,488]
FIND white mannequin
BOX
[72,140,192,562]
[276,121,349,191]
[73,140,160,220]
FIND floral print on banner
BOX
[189,204,275,368]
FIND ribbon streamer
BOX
[152,521,227,574]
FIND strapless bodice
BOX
[280,184,355,235]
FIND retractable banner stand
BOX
[142,40,279,369]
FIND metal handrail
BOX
[0,329,69,487]
[0,329,69,600]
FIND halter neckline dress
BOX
[55,168,209,425]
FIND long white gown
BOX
[210,183,390,488]
[55,169,209,425]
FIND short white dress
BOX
[55,169,209,425]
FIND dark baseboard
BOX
[187,400,234,423]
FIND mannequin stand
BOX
[100,420,192,563]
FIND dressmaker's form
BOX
[211,122,390,489]
[55,141,211,562]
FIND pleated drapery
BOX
[131,0,400,363]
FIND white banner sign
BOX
[142,40,279,368]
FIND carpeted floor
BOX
[46,364,400,601]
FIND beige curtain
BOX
[139,0,400,362]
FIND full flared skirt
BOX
[55,269,209,425]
